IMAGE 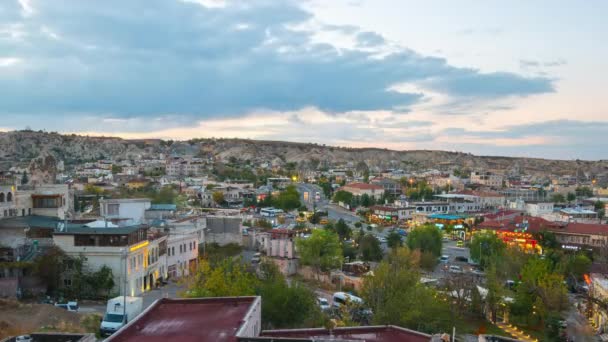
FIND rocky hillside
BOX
[0,131,606,177]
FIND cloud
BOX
[355,31,385,47]
[0,0,553,120]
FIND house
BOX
[107,296,434,342]
[53,224,167,296]
[452,190,506,209]
[370,205,416,221]
[525,201,554,217]
[99,198,151,226]
[340,182,385,200]
[206,216,243,245]
[471,171,503,188]
[166,229,198,279]
[145,204,177,220]
[558,208,598,222]
[257,229,298,275]
[370,177,401,196]
[15,184,70,219]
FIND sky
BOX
[1,0,607,160]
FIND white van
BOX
[332,292,363,308]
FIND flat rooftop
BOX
[259,326,431,342]
[107,297,258,342]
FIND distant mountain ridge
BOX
[0,130,606,177]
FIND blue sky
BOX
[1,0,606,159]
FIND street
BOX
[296,182,361,225]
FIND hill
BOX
[0,131,606,177]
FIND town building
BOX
[53,224,167,296]
[340,182,385,200]
[107,296,434,342]
[257,228,298,275]
[370,177,402,196]
[590,273,608,334]
[166,229,198,278]
[471,171,503,188]
[369,205,416,222]
[99,198,151,226]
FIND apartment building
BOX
[471,171,503,188]
[53,224,167,296]
[99,198,151,225]
[340,182,385,200]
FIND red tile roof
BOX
[344,182,384,190]
[478,216,608,236]
[482,210,522,221]
[107,297,259,342]
[261,325,431,342]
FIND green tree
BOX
[594,200,605,211]
[575,186,593,198]
[360,193,372,207]
[257,262,322,329]
[469,232,506,269]
[359,234,383,261]
[333,190,354,205]
[567,192,576,203]
[386,231,403,249]
[183,258,258,298]
[335,219,352,241]
[361,247,453,334]
[534,230,559,251]
[272,185,302,211]
[550,193,565,203]
[296,229,342,276]
[21,171,28,185]
[484,262,504,323]
[212,191,225,205]
[111,164,123,174]
[565,253,592,281]
[406,224,442,258]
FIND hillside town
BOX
[0,137,607,342]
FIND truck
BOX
[100,296,143,336]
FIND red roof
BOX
[482,210,522,221]
[261,326,431,342]
[269,228,297,238]
[478,216,608,236]
[107,297,259,342]
[344,182,384,190]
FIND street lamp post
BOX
[121,248,128,321]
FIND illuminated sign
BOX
[129,240,149,252]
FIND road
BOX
[566,294,598,341]
[296,182,361,225]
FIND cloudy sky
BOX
[1,0,607,159]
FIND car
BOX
[317,297,330,311]
[16,336,33,342]
[55,301,78,312]
[454,256,468,263]
[377,237,387,243]
[448,265,463,274]
[439,255,449,263]
[470,269,485,277]
[456,240,464,247]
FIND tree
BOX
[335,219,352,241]
[21,171,28,185]
[183,258,258,298]
[567,192,576,203]
[360,193,372,207]
[565,253,592,281]
[32,246,66,295]
[359,234,383,261]
[361,247,453,334]
[257,262,322,329]
[550,193,565,203]
[406,224,442,258]
[594,200,605,211]
[575,186,593,198]
[469,232,506,269]
[333,190,354,205]
[484,262,504,323]
[386,231,403,249]
[534,230,559,251]
[272,185,301,211]
[111,164,123,174]
[212,191,225,205]
[296,229,342,276]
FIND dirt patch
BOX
[0,298,95,339]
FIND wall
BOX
[206,216,243,246]
[0,278,17,297]
[236,297,262,338]
[267,257,298,276]
[167,233,198,278]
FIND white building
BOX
[53,224,167,296]
[100,198,151,226]
[525,201,554,217]
[470,171,503,188]
[166,230,199,278]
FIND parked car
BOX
[55,301,79,312]
[439,255,449,263]
[454,256,468,263]
[16,336,33,342]
[318,297,330,311]
[448,265,463,274]
[456,240,464,247]
[377,237,387,243]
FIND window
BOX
[107,203,119,216]
[33,196,61,208]
[172,246,175,255]
[6,192,12,202]
[63,278,72,287]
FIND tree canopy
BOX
[296,229,342,273]
[359,234,383,261]
[469,232,506,269]
[406,224,442,257]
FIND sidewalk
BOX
[495,322,538,342]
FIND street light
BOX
[121,248,128,321]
